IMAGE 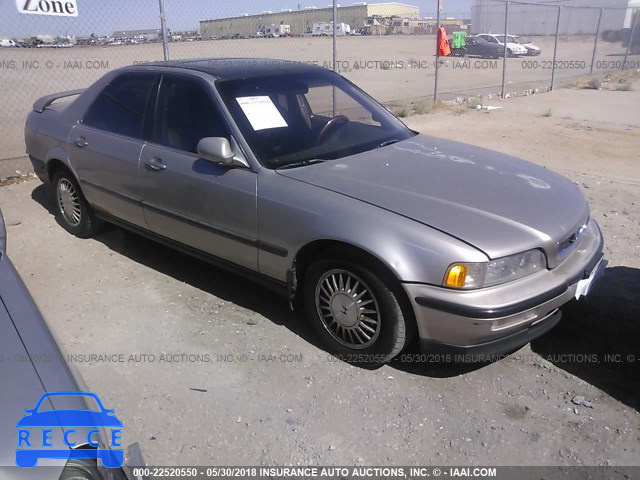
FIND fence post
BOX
[623,10,639,69]
[159,0,169,61]
[550,6,562,91]
[333,0,338,72]
[433,1,441,102]
[332,0,338,116]
[501,1,509,99]
[590,8,603,77]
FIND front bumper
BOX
[403,219,605,357]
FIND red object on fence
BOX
[438,26,451,56]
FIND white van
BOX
[0,39,17,47]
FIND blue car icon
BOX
[16,391,124,468]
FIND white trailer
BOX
[264,24,291,37]
[312,22,351,36]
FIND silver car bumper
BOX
[403,219,605,358]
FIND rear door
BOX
[139,73,258,271]
[69,72,159,227]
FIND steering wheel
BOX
[317,115,349,145]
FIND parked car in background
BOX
[451,36,504,59]
[0,39,17,47]
[509,35,542,56]
[475,33,528,57]
[0,210,143,479]
[25,59,605,366]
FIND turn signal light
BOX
[445,264,468,288]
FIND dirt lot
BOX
[0,81,638,467]
[1,34,637,167]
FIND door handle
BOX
[144,157,167,172]
[74,136,88,148]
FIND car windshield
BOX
[217,70,414,169]
[516,36,532,44]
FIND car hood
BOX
[0,299,66,472]
[0,256,78,476]
[277,134,589,263]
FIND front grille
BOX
[557,217,589,260]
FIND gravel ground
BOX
[0,84,638,467]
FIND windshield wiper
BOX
[377,139,402,148]
[277,159,328,170]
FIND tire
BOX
[58,459,100,480]
[303,256,413,366]
[506,48,513,58]
[52,169,103,238]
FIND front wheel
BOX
[304,258,412,366]
[52,169,103,238]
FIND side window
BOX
[83,73,156,139]
[154,75,230,153]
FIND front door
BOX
[139,73,258,271]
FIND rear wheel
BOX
[304,257,413,366]
[52,169,103,237]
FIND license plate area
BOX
[574,257,608,300]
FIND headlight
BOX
[444,249,546,289]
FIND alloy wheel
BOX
[57,178,81,226]
[315,269,381,349]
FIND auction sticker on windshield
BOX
[236,96,288,131]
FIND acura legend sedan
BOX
[25,59,606,365]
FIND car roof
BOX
[130,58,327,81]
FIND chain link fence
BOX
[1,0,638,178]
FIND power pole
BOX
[159,0,169,61]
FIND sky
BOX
[0,0,473,38]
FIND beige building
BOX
[200,3,419,38]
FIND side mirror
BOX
[197,137,248,168]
